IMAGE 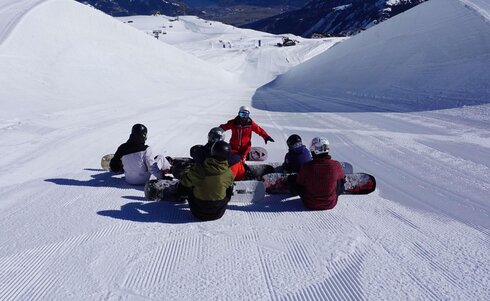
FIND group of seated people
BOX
[109,107,345,221]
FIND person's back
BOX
[190,127,246,180]
[110,124,170,185]
[296,137,345,210]
[182,157,233,201]
[181,141,235,221]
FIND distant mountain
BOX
[76,1,309,16]
[77,1,310,22]
[242,0,428,37]
[193,1,310,26]
[185,1,307,8]
[77,0,199,16]
[76,0,425,32]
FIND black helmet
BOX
[131,124,147,139]
[287,134,302,148]
[208,127,225,143]
[210,141,231,161]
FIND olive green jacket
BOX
[180,157,234,201]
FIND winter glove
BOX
[264,136,275,144]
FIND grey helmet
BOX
[238,105,250,114]
[238,105,251,118]
[208,127,225,143]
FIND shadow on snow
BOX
[97,201,199,224]
[45,168,308,223]
[44,168,143,191]
[251,83,490,113]
[98,195,307,224]
[227,194,306,213]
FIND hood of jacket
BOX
[290,144,308,154]
[203,157,230,175]
[313,153,332,161]
[127,133,146,145]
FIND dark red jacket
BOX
[296,155,345,210]
[219,116,270,160]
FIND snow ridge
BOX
[459,0,490,22]
[0,0,46,46]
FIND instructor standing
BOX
[219,106,274,161]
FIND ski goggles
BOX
[290,142,303,149]
[239,111,250,118]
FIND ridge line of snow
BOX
[0,0,47,46]
[459,0,490,22]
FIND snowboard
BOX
[246,146,268,161]
[341,161,353,174]
[244,161,352,179]
[144,179,265,203]
[245,162,281,180]
[232,180,266,203]
[166,156,277,180]
[165,155,352,181]
[101,154,114,171]
[144,178,180,201]
[165,156,194,179]
[262,172,376,195]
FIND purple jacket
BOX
[283,144,312,173]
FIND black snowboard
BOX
[165,156,194,179]
[144,178,181,200]
[166,156,278,180]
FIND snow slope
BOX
[118,14,345,86]
[0,0,45,45]
[0,0,243,186]
[253,0,490,112]
[0,0,238,120]
[1,0,489,300]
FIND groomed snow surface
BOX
[0,0,489,300]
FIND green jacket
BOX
[180,157,234,201]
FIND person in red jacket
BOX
[295,137,345,210]
[219,105,274,161]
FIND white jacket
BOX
[121,146,170,185]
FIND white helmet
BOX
[238,105,250,114]
[310,137,330,155]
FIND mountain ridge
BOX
[242,0,428,37]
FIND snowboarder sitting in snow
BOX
[282,134,312,173]
[295,137,345,210]
[190,127,247,180]
[179,141,235,221]
[219,105,274,161]
[109,124,171,185]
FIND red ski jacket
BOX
[296,155,345,210]
[219,116,270,160]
